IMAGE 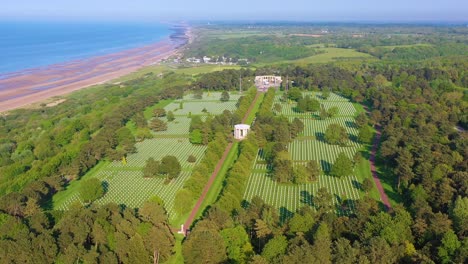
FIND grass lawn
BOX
[292,47,375,64]
[194,142,239,221]
[52,161,110,208]
[166,234,185,264]
[144,99,174,120]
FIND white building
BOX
[234,124,250,140]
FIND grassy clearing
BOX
[113,64,242,83]
[292,47,375,64]
[52,161,110,208]
[144,99,173,119]
[166,234,185,264]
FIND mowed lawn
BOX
[53,91,239,219]
[243,92,372,220]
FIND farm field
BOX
[243,91,369,219]
[53,91,240,219]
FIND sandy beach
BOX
[0,26,190,113]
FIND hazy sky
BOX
[2,0,467,22]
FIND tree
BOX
[272,151,294,183]
[261,235,288,262]
[314,187,333,213]
[183,221,227,264]
[290,118,304,138]
[79,178,104,203]
[306,98,320,112]
[327,106,339,118]
[153,108,166,117]
[274,103,282,113]
[288,88,302,102]
[187,155,197,163]
[438,230,461,264]
[220,226,253,263]
[330,152,353,177]
[362,178,374,194]
[321,89,330,99]
[220,91,230,102]
[306,160,321,181]
[143,158,160,178]
[358,125,373,144]
[167,111,175,122]
[190,129,203,144]
[355,112,369,128]
[296,98,308,113]
[293,164,308,184]
[160,155,181,179]
[311,223,332,264]
[324,123,348,145]
[452,196,468,237]
[150,118,167,132]
[319,105,328,120]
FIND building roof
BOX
[234,124,250,129]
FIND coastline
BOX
[0,25,191,113]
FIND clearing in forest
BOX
[53,92,238,219]
[243,91,370,221]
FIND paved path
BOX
[182,92,261,234]
[369,124,392,211]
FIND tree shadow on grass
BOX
[320,160,332,174]
[352,180,363,191]
[279,207,294,225]
[101,180,109,193]
[315,132,326,143]
[241,199,250,209]
[345,121,356,128]
[300,190,314,207]
[348,133,359,144]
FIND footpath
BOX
[364,105,392,211]
[182,92,261,234]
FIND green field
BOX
[53,91,240,219]
[292,47,375,64]
[114,64,242,83]
[243,92,372,220]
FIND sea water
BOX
[0,21,173,74]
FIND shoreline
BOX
[0,25,191,113]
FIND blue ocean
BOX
[0,21,173,74]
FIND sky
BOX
[1,0,467,22]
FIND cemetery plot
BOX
[166,101,237,116]
[243,171,361,221]
[57,170,192,217]
[243,91,365,218]
[182,91,242,102]
[153,116,192,135]
[108,138,206,169]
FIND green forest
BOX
[0,23,467,263]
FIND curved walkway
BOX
[182,92,261,234]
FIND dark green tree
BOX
[324,123,348,145]
[330,152,354,177]
[220,91,230,102]
[143,158,161,178]
[160,155,181,179]
[167,111,175,122]
[79,178,104,203]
